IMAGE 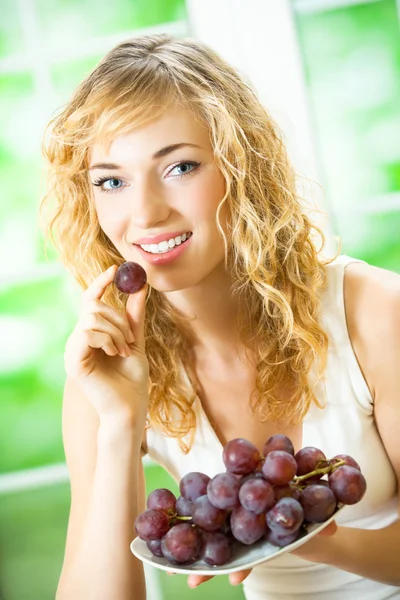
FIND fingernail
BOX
[128,331,135,343]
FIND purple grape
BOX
[200,531,233,566]
[263,434,294,457]
[134,509,170,541]
[192,495,227,532]
[295,447,327,480]
[305,478,329,487]
[330,454,361,471]
[160,523,201,564]
[207,473,240,510]
[180,472,211,502]
[175,495,193,517]
[299,484,337,523]
[147,488,176,513]
[266,498,304,535]
[329,465,367,505]
[146,539,164,557]
[240,471,265,485]
[114,262,147,294]
[274,483,301,502]
[266,528,300,547]
[223,438,261,475]
[262,451,297,486]
[239,478,275,514]
[230,506,266,545]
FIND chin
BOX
[147,270,205,294]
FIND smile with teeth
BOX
[140,232,192,254]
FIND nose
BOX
[129,175,171,230]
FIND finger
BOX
[87,300,135,344]
[65,330,118,372]
[125,284,148,350]
[317,520,337,537]
[229,569,252,585]
[82,313,130,356]
[82,331,119,356]
[187,575,214,588]
[82,265,118,305]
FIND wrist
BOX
[98,409,145,446]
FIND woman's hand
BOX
[290,519,337,562]
[185,569,252,589]
[64,265,150,422]
[184,520,338,589]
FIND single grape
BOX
[230,506,266,545]
[295,447,327,480]
[180,472,211,502]
[239,478,275,514]
[262,450,297,486]
[223,438,261,475]
[192,495,227,532]
[266,497,304,535]
[146,539,164,557]
[329,465,367,505]
[147,488,176,513]
[330,454,361,471]
[160,523,201,564]
[200,531,233,566]
[207,472,240,510]
[240,472,265,485]
[114,262,147,294]
[299,484,337,523]
[305,478,329,487]
[274,483,301,502]
[266,527,300,547]
[134,509,170,541]
[263,434,294,457]
[175,496,193,517]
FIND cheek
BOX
[186,170,226,222]
[95,199,126,240]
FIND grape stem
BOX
[293,458,345,484]
[169,514,193,523]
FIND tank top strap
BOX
[321,254,374,413]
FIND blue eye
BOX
[92,176,125,193]
[168,161,200,178]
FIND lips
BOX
[134,232,193,266]
[134,230,192,246]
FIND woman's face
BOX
[89,105,227,292]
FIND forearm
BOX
[318,519,400,586]
[57,417,145,600]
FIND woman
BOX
[41,35,400,599]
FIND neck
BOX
[163,263,249,363]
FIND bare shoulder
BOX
[343,261,400,399]
[344,260,400,298]
[344,261,400,328]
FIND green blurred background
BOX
[0,1,399,598]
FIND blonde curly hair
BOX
[41,34,335,452]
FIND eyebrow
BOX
[88,142,202,170]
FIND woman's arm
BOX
[294,261,400,585]
[56,377,147,600]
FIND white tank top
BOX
[146,255,399,599]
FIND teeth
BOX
[141,232,191,254]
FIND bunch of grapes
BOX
[134,435,366,567]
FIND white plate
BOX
[130,504,344,576]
